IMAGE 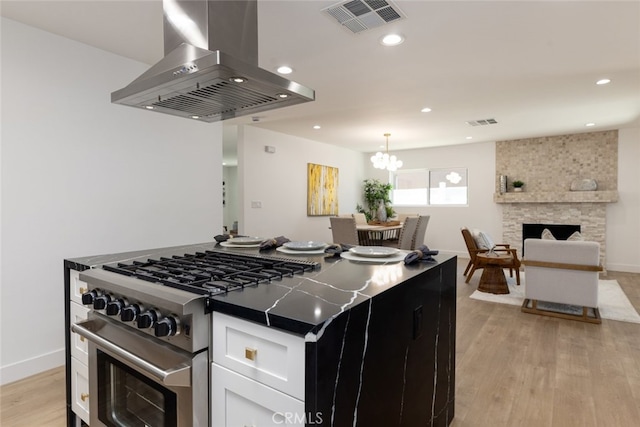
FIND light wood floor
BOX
[1,259,639,427]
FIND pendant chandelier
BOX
[370,133,403,171]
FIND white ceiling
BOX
[2,0,639,159]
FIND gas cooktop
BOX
[101,250,320,296]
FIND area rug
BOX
[470,277,640,324]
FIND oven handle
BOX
[72,322,191,387]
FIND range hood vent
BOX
[111,0,314,122]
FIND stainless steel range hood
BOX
[111,0,314,122]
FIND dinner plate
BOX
[276,246,327,255]
[219,241,261,248]
[227,236,264,245]
[282,241,326,251]
[349,246,399,258]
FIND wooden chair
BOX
[352,213,368,225]
[411,215,430,249]
[397,217,420,250]
[329,217,359,245]
[460,227,520,285]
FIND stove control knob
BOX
[105,298,127,316]
[81,289,101,306]
[93,294,112,310]
[154,316,179,337]
[120,304,142,322]
[137,310,158,329]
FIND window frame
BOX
[389,167,469,207]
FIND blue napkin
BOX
[259,236,290,250]
[404,245,439,264]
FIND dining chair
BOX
[411,215,430,249]
[396,213,418,223]
[397,217,420,250]
[329,217,359,245]
[352,213,368,225]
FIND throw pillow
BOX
[541,228,556,240]
[567,231,584,241]
[472,229,495,249]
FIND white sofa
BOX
[522,238,603,323]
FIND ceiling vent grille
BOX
[323,0,404,34]
[466,118,498,126]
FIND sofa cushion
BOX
[541,228,556,240]
[567,231,584,241]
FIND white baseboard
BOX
[0,348,64,386]
[606,263,640,274]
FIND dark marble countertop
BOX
[66,242,454,338]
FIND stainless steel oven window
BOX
[97,350,177,427]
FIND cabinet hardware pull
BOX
[80,393,89,402]
[79,287,86,294]
[80,336,85,342]
[245,347,257,361]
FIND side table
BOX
[476,252,514,294]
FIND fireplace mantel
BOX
[494,190,618,204]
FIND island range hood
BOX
[111,0,315,122]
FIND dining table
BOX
[356,222,403,246]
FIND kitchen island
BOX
[65,242,456,426]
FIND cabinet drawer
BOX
[70,357,90,425]
[212,312,305,400]
[69,269,89,306]
[211,363,307,427]
[70,301,90,364]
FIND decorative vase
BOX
[377,201,387,222]
[499,175,507,194]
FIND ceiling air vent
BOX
[466,118,498,126]
[323,0,404,34]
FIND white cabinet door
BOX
[211,363,305,427]
[69,269,89,305]
[69,301,90,365]
[70,357,90,425]
[212,312,305,400]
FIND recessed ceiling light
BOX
[466,136,473,140]
[585,122,596,127]
[222,162,227,166]
[313,125,321,129]
[596,78,611,85]
[421,107,432,113]
[277,66,293,74]
[381,34,404,47]
[229,77,247,83]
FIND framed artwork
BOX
[307,163,339,216]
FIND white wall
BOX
[607,127,640,272]
[0,18,222,384]
[223,165,238,232]
[238,126,366,242]
[366,141,500,258]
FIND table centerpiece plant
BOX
[357,179,395,222]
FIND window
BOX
[391,168,468,206]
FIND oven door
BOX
[72,316,208,427]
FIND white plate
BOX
[349,246,399,258]
[227,236,264,245]
[276,246,327,255]
[340,250,408,263]
[282,241,326,251]
[219,241,261,248]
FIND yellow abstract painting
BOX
[307,163,339,216]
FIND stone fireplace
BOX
[494,130,618,266]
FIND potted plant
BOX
[512,180,525,192]
[358,179,393,222]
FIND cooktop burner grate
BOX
[102,250,319,296]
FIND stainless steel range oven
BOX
[71,249,318,427]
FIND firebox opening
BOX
[522,223,581,255]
